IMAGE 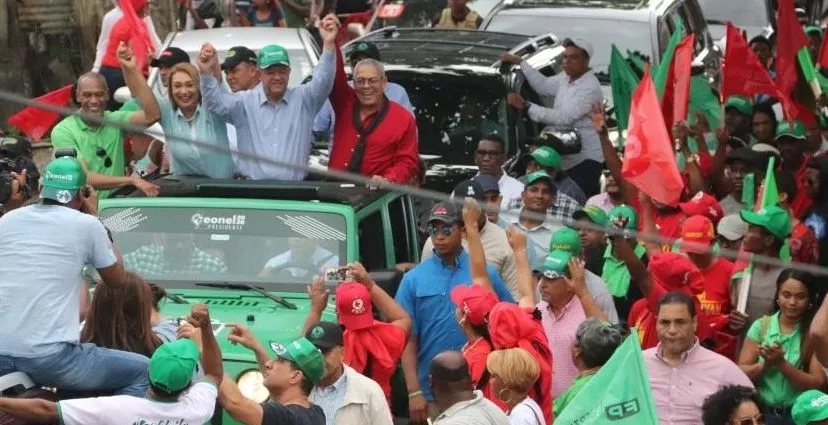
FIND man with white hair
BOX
[500,37,604,198]
[327,36,419,184]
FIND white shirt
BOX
[509,397,546,425]
[92,3,163,72]
[498,173,525,210]
[58,381,217,425]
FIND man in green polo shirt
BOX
[51,42,161,198]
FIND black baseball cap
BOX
[150,47,190,68]
[726,147,761,167]
[452,179,485,201]
[349,42,381,62]
[428,202,460,224]
[305,321,344,349]
[221,46,258,71]
[473,174,500,194]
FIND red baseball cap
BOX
[680,215,716,254]
[679,192,724,225]
[335,282,374,330]
[648,252,705,295]
[450,285,498,327]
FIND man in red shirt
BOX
[327,39,419,185]
[679,215,734,316]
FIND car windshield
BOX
[390,71,509,165]
[485,14,652,69]
[697,0,770,27]
[100,207,347,290]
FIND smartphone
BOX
[324,267,348,282]
[54,148,77,158]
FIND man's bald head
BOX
[430,351,470,385]
[75,72,110,116]
[77,72,109,94]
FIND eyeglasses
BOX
[96,147,112,168]
[475,149,502,157]
[733,414,765,425]
[354,77,383,87]
[428,223,457,237]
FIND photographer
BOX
[0,136,40,216]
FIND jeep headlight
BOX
[237,370,269,403]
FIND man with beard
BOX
[776,121,813,219]
[52,43,161,198]
[475,135,524,209]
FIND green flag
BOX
[554,330,659,425]
[798,47,823,98]
[760,157,779,207]
[655,20,686,99]
[610,45,641,135]
[688,75,722,131]
[626,49,648,74]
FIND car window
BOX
[388,197,415,264]
[389,71,510,165]
[100,207,346,290]
[697,0,771,27]
[358,210,387,270]
[485,14,653,69]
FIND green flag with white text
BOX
[554,330,659,425]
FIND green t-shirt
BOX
[746,311,804,408]
[50,109,134,198]
[553,370,596,417]
[602,243,646,297]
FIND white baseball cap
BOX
[564,37,594,59]
[717,214,749,241]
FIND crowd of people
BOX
[2,0,828,424]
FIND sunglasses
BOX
[428,223,457,237]
[734,414,765,425]
[96,147,113,168]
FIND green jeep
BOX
[99,177,420,424]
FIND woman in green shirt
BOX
[737,270,826,425]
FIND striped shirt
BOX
[309,371,348,425]
[200,49,335,180]
[123,245,228,277]
[539,297,586,398]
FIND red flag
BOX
[819,31,828,69]
[666,34,695,125]
[775,0,809,119]
[119,0,154,74]
[6,85,74,142]
[722,22,797,118]
[622,69,684,206]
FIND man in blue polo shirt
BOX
[396,202,513,424]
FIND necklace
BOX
[462,337,484,354]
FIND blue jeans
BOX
[0,343,149,397]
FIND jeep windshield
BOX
[100,207,346,290]
[389,70,509,165]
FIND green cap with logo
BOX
[149,339,200,393]
[608,204,638,230]
[42,156,87,204]
[550,227,581,255]
[533,250,572,280]
[269,337,325,383]
[775,121,807,141]
[572,205,609,226]
[525,170,556,188]
[793,389,828,425]
[725,95,752,116]
[258,44,291,69]
[530,146,563,171]
[740,205,792,241]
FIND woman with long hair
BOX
[486,348,545,425]
[702,385,766,425]
[239,0,287,27]
[81,272,162,358]
[737,269,826,425]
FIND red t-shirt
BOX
[791,221,820,264]
[791,158,814,220]
[654,210,686,241]
[698,258,735,315]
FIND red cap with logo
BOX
[680,215,716,254]
[335,282,374,330]
[679,191,724,225]
[648,252,705,295]
[450,284,498,327]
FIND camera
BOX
[0,136,40,206]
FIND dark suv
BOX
[342,27,561,192]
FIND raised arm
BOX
[592,105,638,204]
[187,304,224,384]
[566,259,607,321]
[302,276,329,336]
[349,262,412,333]
[305,16,339,112]
[198,42,241,122]
[116,42,160,126]
[499,52,560,96]
[506,225,537,308]
[463,198,494,293]
[218,374,264,425]
[228,324,272,373]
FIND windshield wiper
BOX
[706,19,729,25]
[165,292,189,304]
[194,282,298,310]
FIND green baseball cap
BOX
[551,228,581,255]
[776,121,807,142]
[725,95,752,116]
[525,170,556,189]
[572,205,609,226]
[149,339,200,393]
[269,337,325,383]
[533,250,572,279]
[806,26,824,37]
[529,146,563,171]
[740,205,792,241]
[608,204,638,230]
[42,156,87,204]
[793,390,828,425]
[258,45,291,69]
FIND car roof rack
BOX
[110,176,392,209]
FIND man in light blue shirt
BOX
[313,41,414,144]
[198,18,339,180]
